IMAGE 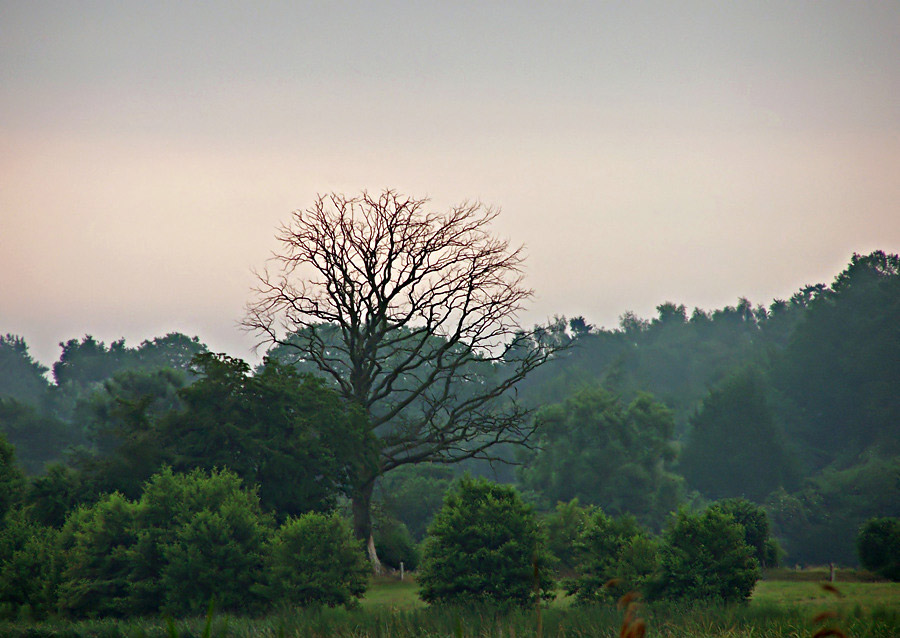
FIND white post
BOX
[400,561,405,581]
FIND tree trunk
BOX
[351,480,383,574]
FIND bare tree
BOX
[244,189,560,570]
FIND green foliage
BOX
[417,476,555,607]
[774,251,900,465]
[543,499,593,573]
[653,507,760,603]
[0,509,61,620]
[0,434,24,520]
[52,334,206,389]
[160,504,270,615]
[566,509,658,604]
[376,463,454,541]
[131,467,272,616]
[766,455,900,565]
[519,387,683,528]
[857,517,900,581]
[374,518,419,571]
[0,398,82,475]
[56,492,138,618]
[51,467,272,618]
[72,353,364,519]
[680,367,797,502]
[24,463,91,528]
[265,512,368,607]
[49,333,206,423]
[71,367,185,499]
[0,335,50,406]
[162,353,364,517]
[710,498,780,568]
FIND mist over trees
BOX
[1,249,898,590]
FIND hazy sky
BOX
[2,2,899,368]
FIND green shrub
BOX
[543,499,593,574]
[710,498,780,567]
[374,518,419,571]
[566,509,658,604]
[265,512,368,607]
[56,492,137,618]
[856,517,900,581]
[55,467,273,618]
[135,467,272,616]
[0,509,61,620]
[653,507,760,603]
[417,476,555,607]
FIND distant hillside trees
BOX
[679,367,797,502]
[0,335,51,406]
[519,387,682,529]
[773,250,900,466]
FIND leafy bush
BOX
[710,498,780,567]
[417,476,555,607]
[652,508,760,603]
[543,499,593,574]
[856,517,900,581]
[132,467,272,616]
[374,518,419,571]
[0,509,61,620]
[566,509,658,604]
[56,492,137,618]
[55,467,273,618]
[265,512,368,607]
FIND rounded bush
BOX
[653,508,760,603]
[265,512,368,607]
[139,468,272,616]
[568,510,658,604]
[55,467,273,618]
[417,476,555,606]
[857,517,900,581]
[710,498,780,568]
[161,503,271,615]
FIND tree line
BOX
[1,191,898,618]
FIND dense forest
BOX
[1,249,897,587]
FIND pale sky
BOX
[2,2,899,368]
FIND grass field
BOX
[3,576,898,637]
[361,573,900,611]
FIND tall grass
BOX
[3,601,898,638]
[4,581,899,637]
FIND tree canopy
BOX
[519,386,682,529]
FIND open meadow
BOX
[3,574,898,638]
